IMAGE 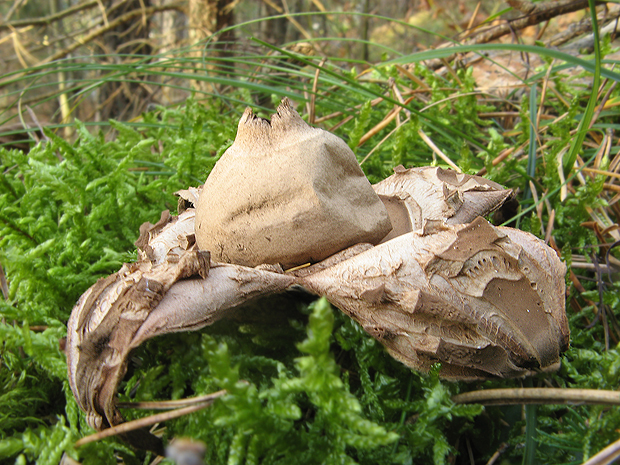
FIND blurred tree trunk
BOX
[97,0,154,121]
[188,0,236,93]
[361,0,371,62]
[259,0,308,45]
[260,0,288,44]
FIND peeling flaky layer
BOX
[194,98,391,268]
[66,209,294,453]
[135,209,197,265]
[66,248,210,454]
[373,165,513,242]
[298,217,567,380]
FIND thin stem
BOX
[453,388,620,406]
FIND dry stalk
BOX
[581,436,620,465]
[417,129,461,172]
[418,0,605,70]
[308,57,327,125]
[74,398,222,447]
[358,96,414,147]
[116,389,227,410]
[453,388,620,406]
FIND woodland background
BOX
[2,0,620,464]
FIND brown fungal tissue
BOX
[66,98,569,452]
[194,98,392,268]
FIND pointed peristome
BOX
[194,98,392,268]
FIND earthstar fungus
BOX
[66,98,569,452]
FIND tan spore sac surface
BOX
[195,98,392,268]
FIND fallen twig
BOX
[74,394,224,447]
[36,2,185,65]
[0,0,100,30]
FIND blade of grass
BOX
[524,83,538,201]
[385,44,620,84]
[563,0,602,174]
[523,404,538,465]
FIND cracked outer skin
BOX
[298,217,568,380]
